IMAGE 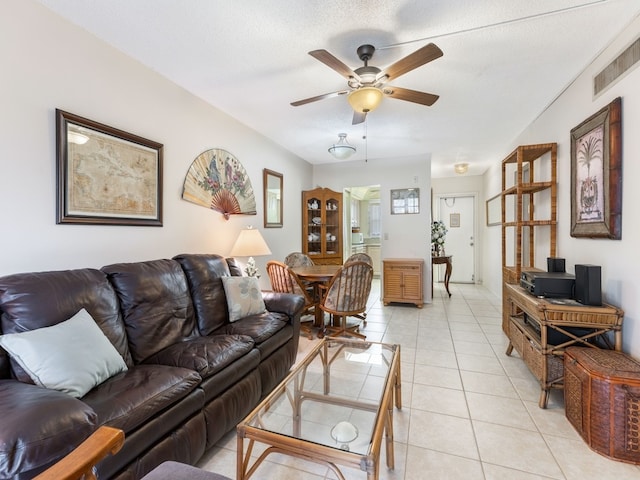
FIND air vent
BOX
[594,36,640,96]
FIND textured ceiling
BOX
[38,0,640,177]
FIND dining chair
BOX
[345,252,372,265]
[283,252,314,268]
[318,261,373,340]
[345,252,373,328]
[283,252,316,295]
[266,260,316,339]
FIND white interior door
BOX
[437,195,476,283]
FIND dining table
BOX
[291,264,341,334]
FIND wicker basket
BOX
[564,347,640,464]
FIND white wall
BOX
[482,16,640,357]
[313,156,432,302]
[0,1,312,288]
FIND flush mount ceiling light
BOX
[347,87,384,114]
[328,133,356,160]
[454,163,469,174]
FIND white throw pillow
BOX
[0,308,127,398]
[221,276,266,322]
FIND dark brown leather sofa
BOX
[0,254,304,480]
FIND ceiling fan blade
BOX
[309,50,361,82]
[382,43,443,82]
[291,90,350,107]
[384,86,439,106]
[352,111,367,125]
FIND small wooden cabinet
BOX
[382,258,423,308]
[302,188,342,265]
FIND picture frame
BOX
[390,188,420,214]
[263,169,283,228]
[450,213,460,228]
[570,97,622,239]
[56,109,163,226]
[486,193,502,226]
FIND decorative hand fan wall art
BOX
[182,148,256,220]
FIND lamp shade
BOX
[347,87,383,113]
[229,227,272,257]
[328,133,356,160]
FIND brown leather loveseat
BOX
[0,254,304,479]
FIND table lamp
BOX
[229,226,272,277]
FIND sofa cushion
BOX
[0,380,97,479]
[102,260,197,364]
[0,268,133,377]
[221,276,266,322]
[0,309,127,398]
[143,334,254,379]
[225,257,244,276]
[216,312,288,344]
[82,364,201,434]
[173,254,231,336]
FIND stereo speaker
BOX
[547,257,566,273]
[574,264,602,306]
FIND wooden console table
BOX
[431,255,452,297]
[504,283,624,408]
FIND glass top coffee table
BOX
[237,338,401,480]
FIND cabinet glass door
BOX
[305,196,322,258]
[324,195,340,258]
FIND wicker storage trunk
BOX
[564,347,640,464]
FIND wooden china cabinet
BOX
[302,188,343,265]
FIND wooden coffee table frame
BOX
[237,338,402,480]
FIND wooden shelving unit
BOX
[302,187,343,265]
[501,143,557,331]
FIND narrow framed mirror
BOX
[486,193,501,226]
[263,169,283,228]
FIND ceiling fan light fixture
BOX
[347,87,383,114]
[328,133,356,160]
[454,163,469,174]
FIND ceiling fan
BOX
[291,43,443,124]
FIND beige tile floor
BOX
[198,280,640,479]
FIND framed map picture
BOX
[56,109,163,226]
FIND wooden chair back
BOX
[345,252,372,265]
[33,426,124,480]
[283,252,314,268]
[319,261,373,317]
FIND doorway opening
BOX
[433,193,477,284]
[344,185,381,277]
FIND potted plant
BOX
[431,220,447,256]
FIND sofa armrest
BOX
[262,292,305,323]
[0,380,98,478]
